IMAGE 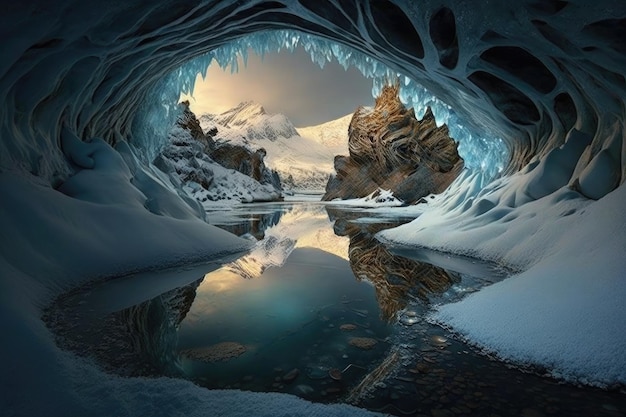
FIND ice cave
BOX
[1,1,625,416]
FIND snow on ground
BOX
[0,137,380,417]
[162,125,282,204]
[185,160,281,204]
[378,132,626,387]
[326,188,406,207]
[296,113,352,150]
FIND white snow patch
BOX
[378,134,626,387]
[327,189,405,207]
[199,104,350,191]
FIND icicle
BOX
[136,29,509,181]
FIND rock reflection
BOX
[215,208,284,240]
[45,277,203,377]
[328,207,459,321]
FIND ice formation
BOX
[174,30,508,181]
[2,1,626,416]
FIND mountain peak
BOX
[211,101,268,128]
[233,100,266,115]
[199,101,300,142]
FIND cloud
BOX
[181,47,373,126]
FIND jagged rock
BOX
[323,83,463,204]
[211,144,281,190]
[155,105,283,203]
[178,100,215,152]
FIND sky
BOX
[180,46,374,127]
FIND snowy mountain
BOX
[199,103,351,191]
[296,113,352,150]
[199,101,299,142]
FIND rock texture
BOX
[323,83,463,204]
[329,208,459,321]
[178,100,216,152]
[211,145,282,191]
[45,278,203,377]
[178,101,281,192]
[155,103,283,203]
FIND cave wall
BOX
[1,0,625,191]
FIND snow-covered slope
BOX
[159,126,282,204]
[199,103,350,191]
[296,113,352,150]
[199,101,299,142]
[378,130,626,387]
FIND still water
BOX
[46,199,626,416]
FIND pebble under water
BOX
[45,200,626,416]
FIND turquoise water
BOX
[178,248,391,399]
[46,200,626,416]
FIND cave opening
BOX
[146,29,509,191]
[2,2,626,416]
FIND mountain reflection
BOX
[327,207,459,321]
[214,208,284,240]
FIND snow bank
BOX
[327,189,405,207]
[0,139,378,416]
[378,134,626,387]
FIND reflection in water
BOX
[177,247,391,401]
[327,207,459,321]
[45,202,626,417]
[222,235,296,280]
[45,277,203,378]
[212,207,284,239]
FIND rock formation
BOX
[177,100,216,152]
[177,101,283,192]
[154,103,283,203]
[323,83,463,204]
[211,144,282,191]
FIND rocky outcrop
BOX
[323,83,463,204]
[178,100,216,152]
[178,101,283,192]
[154,104,283,203]
[211,144,282,191]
